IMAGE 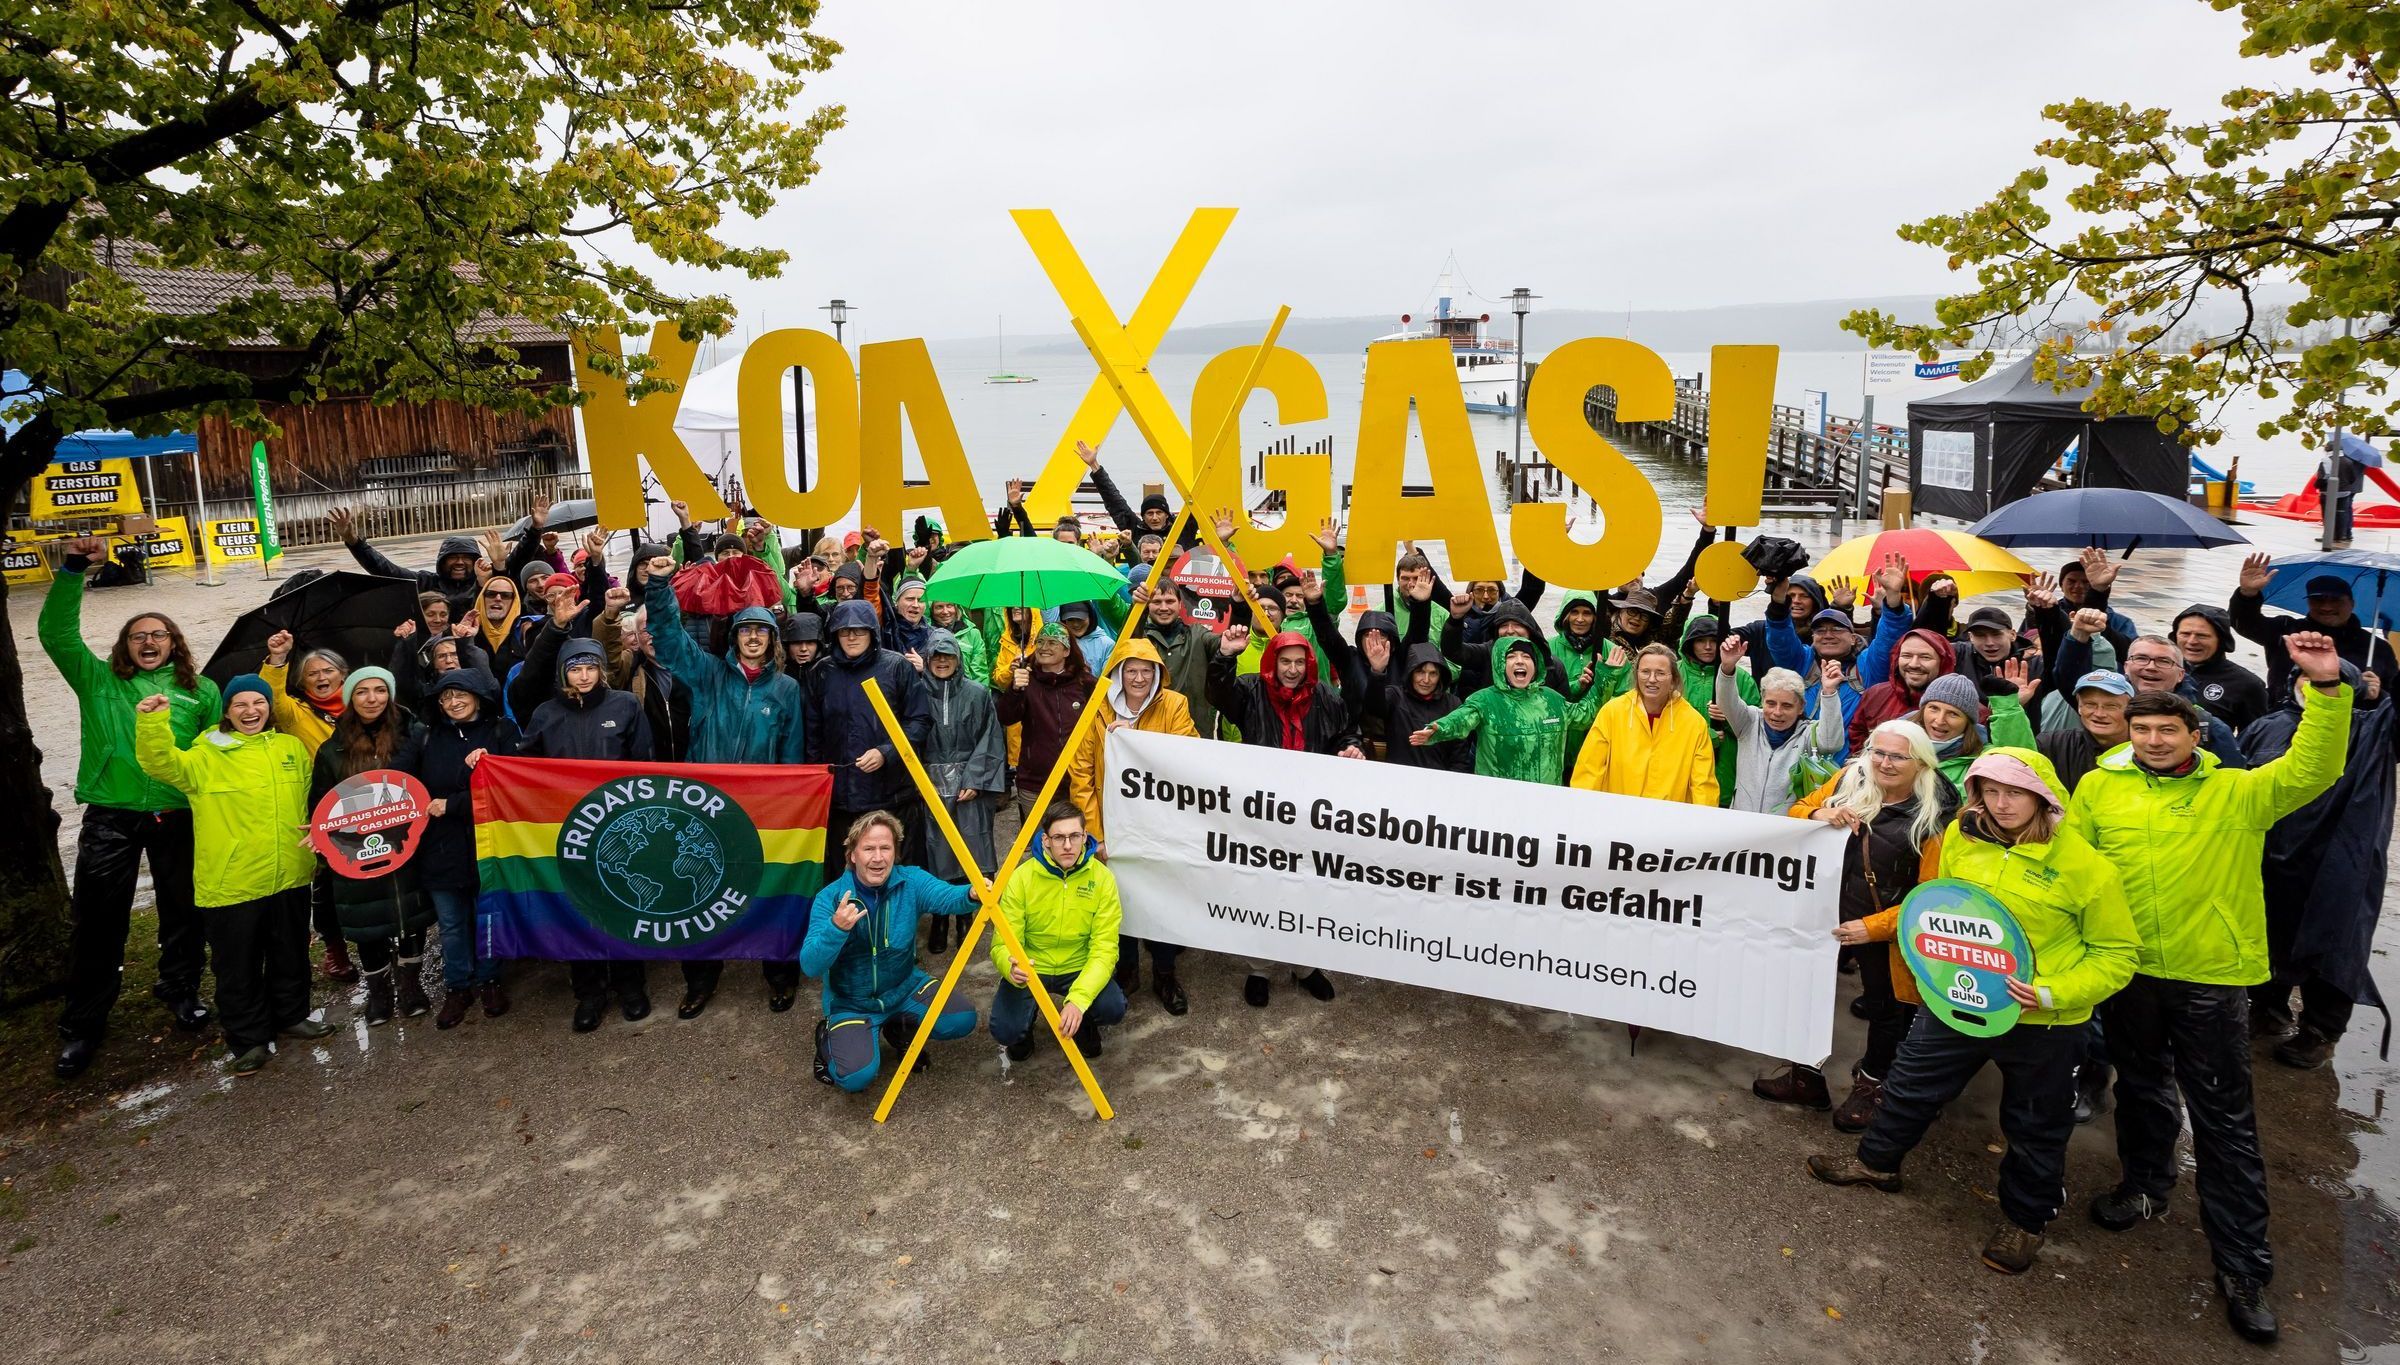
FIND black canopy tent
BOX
[1905,356,2188,521]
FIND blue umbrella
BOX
[1965,487,2248,552]
[2260,549,2400,631]
[2335,430,2388,469]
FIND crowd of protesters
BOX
[35,432,2400,1345]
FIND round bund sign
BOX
[1167,546,1238,627]
[1896,878,2035,1036]
[310,769,433,879]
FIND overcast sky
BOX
[642,0,2309,344]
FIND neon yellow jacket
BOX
[2063,682,2351,986]
[134,708,316,908]
[1568,690,1719,805]
[1934,748,2138,1026]
[991,848,1123,1010]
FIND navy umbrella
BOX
[2259,550,2400,631]
[1966,487,2248,552]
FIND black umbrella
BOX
[504,498,599,540]
[1965,488,2248,552]
[202,569,425,688]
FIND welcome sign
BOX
[473,755,830,960]
[576,209,1787,605]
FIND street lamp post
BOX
[821,297,849,343]
[793,300,852,517]
[1509,287,1538,475]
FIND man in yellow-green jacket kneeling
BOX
[990,804,1126,1064]
[2066,631,2353,1347]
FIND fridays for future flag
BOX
[474,756,829,960]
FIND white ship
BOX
[1363,267,1531,415]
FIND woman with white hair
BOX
[1715,636,1847,814]
[1753,719,1958,1128]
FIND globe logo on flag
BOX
[557,775,765,947]
[595,806,726,919]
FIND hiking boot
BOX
[1980,1222,2043,1275]
[54,1038,98,1080]
[1753,1064,1832,1111]
[479,982,510,1017]
[1153,970,1188,1017]
[279,1017,336,1040]
[2219,1272,2279,1344]
[1831,1073,1885,1133]
[677,988,713,1021]
[1805,1152,1902,1193]
[571,995,607,1033]
[2073,1063,2111,1125]
[2274,1027,2338,1071]
[620,993,651,1023]
[1848,994,1873,1020]
[229,1045,272,1077]
[436,990,475,1030]
[361,969,395,1026]
[1005,1035,1035,1063]
[321,941,361,984]
[2089,1187,2168,1231]
[1243,974,1271,1008]
[393,960,432,1018]
[767,984,796,1013]
[1295,970,1336,1002]
[152,985,212,1033]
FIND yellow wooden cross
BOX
[864,305,1293,1123]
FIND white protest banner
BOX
[1106,731,1846,1062]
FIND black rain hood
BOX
[2173,604,2236,661]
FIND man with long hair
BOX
[40,536,223,1078]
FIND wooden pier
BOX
[1580,376,1912,530]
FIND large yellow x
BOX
[1013,208,1234,523]
[866,306,1292,1124]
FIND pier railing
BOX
[1580,378,1910,531]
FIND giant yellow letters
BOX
[575,327,730,523]
[1344,339,1506,583]
[736,327,859,530]
[1510,338,1674,590]
[858,339,993,542]
[1188,344,1329,567]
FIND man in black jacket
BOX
[805,600,935,884]
[1207,625,1360,1009]
[2174,605,2270,733]
[2231,555,2400,701]
[329,502,546,618]
[518,636,656,1032]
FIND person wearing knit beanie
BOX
[1921,671,1982,721]
[221,673,274,710]
[341,666,398,707]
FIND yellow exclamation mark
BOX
[1693,345,1781,602]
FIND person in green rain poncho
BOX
[1679,615,1754,808]
[1410,637,1601,785]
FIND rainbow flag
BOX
[474,756,830,960]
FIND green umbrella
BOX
[922,535,1129,610]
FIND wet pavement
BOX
[7,512,2400,1362]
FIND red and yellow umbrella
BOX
[1807,528,2035,600]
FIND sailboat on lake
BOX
[985,315,1037,384]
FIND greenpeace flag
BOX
[1105,731,1847,1062]
[473,756,830,960]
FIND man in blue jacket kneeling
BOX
[801,811,981,1092]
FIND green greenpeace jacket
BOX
[1678,617,1755,807]
[991,846,1123,1010]
[41,570,219,810]
[134,709,315,907]
[1934,748,2139,1026]
[2064,682,2352,986]
[1423,638,1602,785]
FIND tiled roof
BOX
[109,262,568,346]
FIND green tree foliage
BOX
[0,0,841,475]
[1844,0,2399,447]
[0,0,840,1003]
